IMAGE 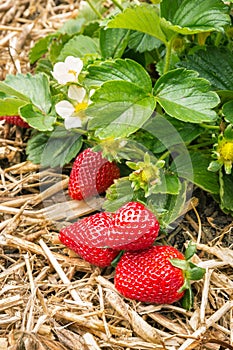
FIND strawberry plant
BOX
[1,0,233,225]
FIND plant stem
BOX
[54,121,88,135]
[163,36,176,74]
[86,0,103,18]
[214,32,222,47]
[188,140,214,149]
[200,123,220,130]
[111,0,124,11]
[159,150,170,160]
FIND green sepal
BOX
[208,160,223,172]
[170,241,206,310]
[111,251,125,268]
[184,241,197,260]
[186,265,206,281]
[169,258,189,271]
[181,288,194,311]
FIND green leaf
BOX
[57,34,99,61]
[154,68,220,123]
[0,81,30,102]
[20,104,56,132]
[26,133,49,164]
[223,100,233,124]
[107,4,167,43]
[41,127,83,167]
[86,58,152,91]
[26,127,83,167]
[185,242,197,260]
[217,90,233,105]
[171,151,219,194]
[34,59,53,76]
[160,0,230,34]
[49,33,72,63]
[82,21,100,37]
[87,80,156,138]
[29,35,53,64]
[152,173,181,195]
[0,98,27,116]
[142,115,204,153]
[58,18,85,35]
[5,73,52,114]
[159,180,188,227]
[103,177,134,212]
[178,47,233,91]
[100,28,130,59]
[128,31,162,53]
[219,170,233,212]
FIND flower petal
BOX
[68,86,86,102]
[51,56,83,84]
[55,100,75,118]
[64,115,82,129]
[65,56,83,76]
[52,62,69,84]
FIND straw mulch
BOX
[0,1,233,349]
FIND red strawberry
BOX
[107,202,160,250]
[0,115,30,128]
[59,212,119,267]
[59,202,160,258]
[68,148,120,200]
[114,246,192,305]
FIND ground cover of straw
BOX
[0,1,233,349]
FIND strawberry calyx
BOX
[169,241,205,310]
[127,153,165,197]
[111,250,125,268]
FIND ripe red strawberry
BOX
[59,212,119,267]
[115,246,187,304]
[68,148,120,200]
[107,202,160,250]
[0,115,30,128]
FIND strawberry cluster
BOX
[59,201,160,266]
[59,148,205,307]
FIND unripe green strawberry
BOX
[0,115,30,128]
[114,244,205,306]
[68,148,120,200]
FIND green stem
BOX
[200,123,220,130]
[159,150,170,161]
[111,0,124,11]
[86,0,103,18]
[163,36,176,74]
[188,140,214,149]
[54,121,88,135]
[214,32,222,47]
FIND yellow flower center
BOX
[68,69,77,77]
[75,101,88,113]
[219,141,233,161]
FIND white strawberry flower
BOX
[55,86,94,129]
[51,56,83,84]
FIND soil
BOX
[0,1,233,350]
